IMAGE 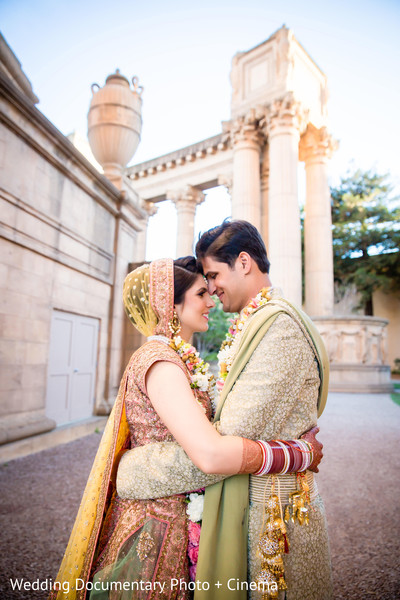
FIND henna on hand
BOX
[301,426,323,473]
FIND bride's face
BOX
[175,274,215,340]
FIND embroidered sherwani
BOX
[117,296,333,600]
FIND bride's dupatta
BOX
[49,259,175,600]
[49,370,130,600]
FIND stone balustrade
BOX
[314,316,393,392]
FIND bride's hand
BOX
[301,426,323,473]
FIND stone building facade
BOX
[0,34,147,446]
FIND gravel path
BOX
[0,392,399,599]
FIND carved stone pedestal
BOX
[314,316,393,393]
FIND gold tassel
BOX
[256,478,289,599]
[284,473,311,527]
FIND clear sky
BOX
[2,0,400,258]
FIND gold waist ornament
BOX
[251,472,317,600]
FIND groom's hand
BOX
[301,426,323,473]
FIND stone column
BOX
[260,147,269,248]
[169,185,205,257]
[104,183,149,409]
[135,200,158,262]
[267,94,305,306]
[300,125,337,315]
[217,174,233,198]
[231,111,263,230]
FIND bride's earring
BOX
[169,310,181,336]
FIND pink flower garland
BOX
[188,521,202,581]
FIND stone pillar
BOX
[135,201,158,262]
[169,185,205,257]
[267,94,305,306]
[104,182,149,408]
[300,125,337,315]
[217,174,233,198]
[260,147,269,248]
[231,110,263,230]
[103,218,140,409]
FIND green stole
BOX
[194,299,329,598]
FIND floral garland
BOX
[169,335,217,412]
[186,491,204,581]
[216,287,273,391]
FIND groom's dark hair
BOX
[195,220,270,274]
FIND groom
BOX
[117,220,332,600]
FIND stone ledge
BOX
[0,411,56,446]
[0,416,107,464]
[329,383,394,393]
[328,364,393,393]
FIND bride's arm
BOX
[145,361,244,474]
[117,358,319,500]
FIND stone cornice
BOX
[0,33,39,104]
[127,132,230,179]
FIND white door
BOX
[46,310,99,425]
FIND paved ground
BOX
[0,392,399,600]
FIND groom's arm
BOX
[117,436,225,500]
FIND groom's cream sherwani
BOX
[117,296,333,600]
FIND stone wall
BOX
[0,66,145,444]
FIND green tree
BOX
[194,300,234,362]
[331,169,400,315]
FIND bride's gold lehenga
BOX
[49,258,212,600]
[90,341,212,600]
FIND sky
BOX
[1,0,400,259]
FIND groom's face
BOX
[202,255,247,313]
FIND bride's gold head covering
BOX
[123,258,175,338]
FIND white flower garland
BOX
[169,336,217,413]
[186,492,204,522]
[168,337,211,527]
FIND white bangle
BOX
[253,441,273,476]
[276,441,290,474]
[298,440,313,471]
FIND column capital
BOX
[217,173,233,194]
[230,108,266,149]
[299,124,339,163]
[266,92,308,137]
[140,199,158,218]
[168,185,205,211]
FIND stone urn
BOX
[88,69,143,185]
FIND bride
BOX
[49,256,318,600]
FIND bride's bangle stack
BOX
[254,439,313,476]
